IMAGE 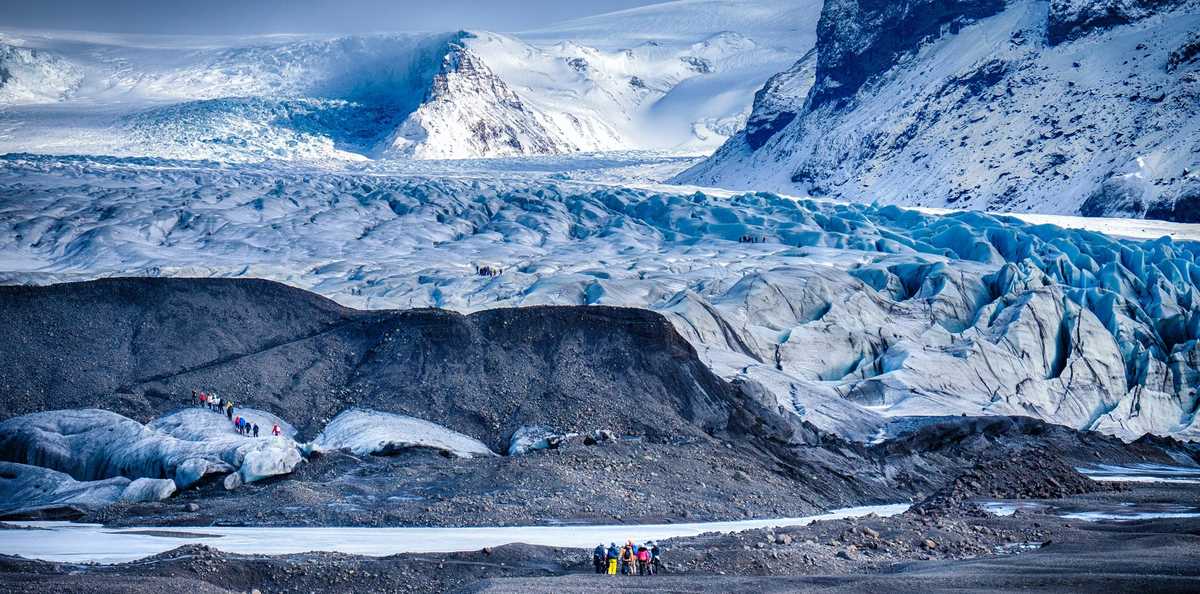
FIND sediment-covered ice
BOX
[312,409,496,458]
[0,462,175,516]
[0,409,302,488]
[508,426,567,456]
[2,157,1199,441]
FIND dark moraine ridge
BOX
[0,277,756,450]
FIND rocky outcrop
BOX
[1047,0,1191,44]
[809,0,1006,107]
[744,50,816,150]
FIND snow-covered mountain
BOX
[0,0,819,162]
[677,0,1200,221]
[4,153,1200,442]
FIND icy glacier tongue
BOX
[677,0,1200,221]
[311,409,496,458]
[0,462,175,517]
[2,158,1200,442]
[0,409,302,489]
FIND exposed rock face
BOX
[742,50,816,150]
[385,35,618,158]
[1047,0,1190,44]
[809,0,1006,107]
[678,0,1200,220]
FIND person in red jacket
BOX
[636,544,651,575]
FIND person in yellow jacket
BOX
[606,542,619,575]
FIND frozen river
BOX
[0,504,909,564]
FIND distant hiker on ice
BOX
[593,544,605,573]
[272,423,281,437]
[476,264,503,277]
[252,423,260,437]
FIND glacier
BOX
[0,404,503,511]
[0,462,175,517]
[0,408,303,489]
[0,1,818,162]
[1,154,1198,442]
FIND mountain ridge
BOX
[676,0,1200,221]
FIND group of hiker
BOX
[475,264,503,277]
[592,541,661,576]
[738,235,767,243]
[192,389,282,438]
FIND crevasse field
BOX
[3,153,1199,444]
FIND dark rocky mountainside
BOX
[810,0,1006,108]
[0,277,750,450]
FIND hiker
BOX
[252,423,260,438]
[592,544,606,574]
[272,423,281,436]
[606,543,619,575]
[637,544,650,575]
[225,401,233,420]
[211,395,221,412]
[650,542,662,575]
[620,541,635,575]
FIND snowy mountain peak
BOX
[678,0,1200,222]
[0,43,82,104]
[383,35,608,159]
[0,1,820,162]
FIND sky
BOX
[1,0,663,35]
